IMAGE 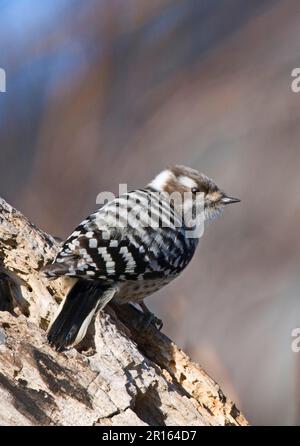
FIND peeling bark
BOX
[0,198,248,426]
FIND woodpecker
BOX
[42,165,240,351]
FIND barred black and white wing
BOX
[42,189,197,282]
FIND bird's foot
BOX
[138,312,163,332]
[138,302,163,332]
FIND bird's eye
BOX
[191,187,199,195]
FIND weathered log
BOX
[0,198,248,426]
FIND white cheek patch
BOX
[178,175,197,189]
[149,170,173,191]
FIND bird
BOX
[41,165,240,351]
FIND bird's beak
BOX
[221,195,241,205]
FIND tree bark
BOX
[0,198,248,426]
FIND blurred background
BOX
[1,0,300,425]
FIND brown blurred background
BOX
[1,0,300,425]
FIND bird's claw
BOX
[153,316,163,331]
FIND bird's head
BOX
[148,165,240,222]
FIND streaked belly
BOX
[113,277,174,304]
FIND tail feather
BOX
[41,260,77,280]
[47,280,116,351]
